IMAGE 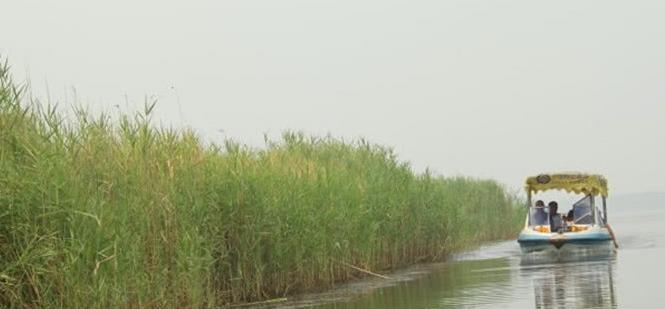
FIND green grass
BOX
[0,59,524,308]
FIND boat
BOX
[517,173,619,255]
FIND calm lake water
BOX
[278,194,665,308]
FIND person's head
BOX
[548,201,558,213]
[535,200,545,208]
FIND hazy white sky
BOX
[3,0,664,194]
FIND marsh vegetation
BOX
[0,60,523,307]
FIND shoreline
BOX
[240,239,520,308]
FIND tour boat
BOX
[517,173,618,254]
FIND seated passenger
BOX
[531,200,548,225]
[548,201,565,233]
[566,209,574,222]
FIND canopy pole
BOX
[527,190,532,226]
[602,196,608,224]
[590,195,596,224]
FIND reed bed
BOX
[0,60,524,308]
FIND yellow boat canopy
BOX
[525,173,609,197]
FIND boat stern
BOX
[518,226,612,253]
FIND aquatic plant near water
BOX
[0,59,523,307]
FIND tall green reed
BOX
[0,59,524,307]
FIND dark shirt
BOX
[550,213,564,232]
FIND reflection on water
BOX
[526,259,616,309]
[435,254,619,309]
[313,251,618,309]
[519,243,617,308]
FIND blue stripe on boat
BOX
[518,231,612,246]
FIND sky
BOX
[2,0,664,195]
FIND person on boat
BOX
[565,208,574,222]
[548,201,565,233]
[532,200,547,225]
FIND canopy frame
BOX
[524,173,610,226]
[525,173,608,197]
